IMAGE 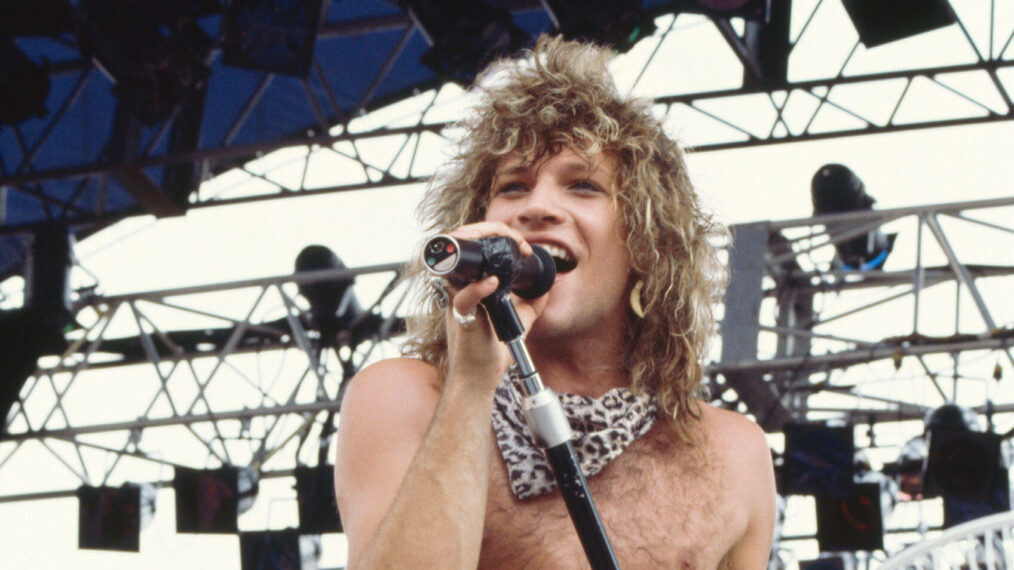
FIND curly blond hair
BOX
[401,35,728,446]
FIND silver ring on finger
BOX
[452,306,478,329]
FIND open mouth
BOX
[538,244,576,274]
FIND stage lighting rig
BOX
[77,483,156,551]
[222,0,326,78]
[240,530,321,570]
[811,164,896,271]
[76,0,212,126]
[174,465,259,534]
[540,0,656,53]
[842,0,956,48]
[399,0,530,83]
[294,245,362,348]
[0,36,51,126]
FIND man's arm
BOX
[334,357,500,569]
[718,411,777,568]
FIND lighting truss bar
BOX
[2,60,1013,230]
[3,399,343,443]
[710,333,1012,376]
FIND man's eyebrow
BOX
[495,158,597,176]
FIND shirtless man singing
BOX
[334,35,776,569]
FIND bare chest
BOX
[478,431,747,569]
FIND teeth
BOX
[537,244,573,263]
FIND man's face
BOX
[484,148,632,341]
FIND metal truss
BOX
[714,195,1014,434]
[0,262,407,503]
[4,197,1012,505]
[1,0,1012,233]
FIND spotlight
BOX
[842,0,956,48]
[815,482,885,552]
[77,484,155,551]
[240,530,321,570]
[76,0,212,125]
[398,0,530,83]
[294,245,362,346]
[781,422,855,497]
[540,0,657,53]
[295,465,342,534]
[811,164,896,271]
[222,0,325,78]
[174,466,258,533]
[799,556,848,570]
[0,37,51,126]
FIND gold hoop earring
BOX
[629,280,645,318]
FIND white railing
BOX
[880,511,1014,570]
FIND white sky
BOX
[2,5,1014,569]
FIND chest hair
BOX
[479,426,745,569]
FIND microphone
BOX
[422,234,556,299]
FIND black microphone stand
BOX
[481,292,621,570]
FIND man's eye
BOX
[497,182,527,195]
[572,180,601,193]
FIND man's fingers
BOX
[449,222,533,256]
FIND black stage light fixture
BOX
[76,0,212,126]
[812,163,896,271]
[943,466,1010,528]
[399,0,530,84]
[923,427,1002,503]
[174,465,258,533]
[799,556,847,570]
[223,0,325,78]
[240,530,321,570]
[0,36,51,126]
[842,0,956,48]
[782,422,855,497]
[540,0,657,53]
[0,0,76,36]
[671,0,770,22]
[78,484,142,551]
[295,465,342,534]
[295,245,362,347]
[815,481,885,552]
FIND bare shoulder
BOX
[698,404,777,568]
[339,357,443,430]
[699,404,770,463]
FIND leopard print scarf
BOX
[491,373,658,500]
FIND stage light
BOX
[398,0,530,83]
[841,0,956,48]
[781,422,855,497]
[922,412,1002,504]
[76,0,212,126]
[294,245,362,346]
[78,484,156,551]
[815,481,885,552]
[799,555,848,570]
[811,163,896,271]
[222,0,325,78]
[1,226,74,430]
[240,530,321,570]
[295,465,342,534]
[174,465,258,533]
[540,0,657,53]
[0,37,51,126]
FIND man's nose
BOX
[517,185,564,225]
